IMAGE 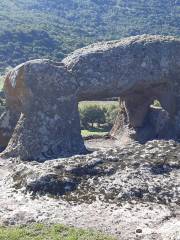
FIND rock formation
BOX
[0,35,180,160]
[1,61,86,160]
[110,97,177,143]
[1,140,179,240]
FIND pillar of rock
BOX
[1,60,86,161]
[111,85,178,143]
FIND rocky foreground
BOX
[0,140,180,240]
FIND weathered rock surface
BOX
[1,60,86,160]
[0,109,20,150]
[0,140,179,239]
[0,35,180,160]
[10,140,180,205]
[111,100,178,143]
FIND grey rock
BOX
[0,35,180,160]
[0,140,179,239]
[9,140,180,206]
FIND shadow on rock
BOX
[150,163,180,175]
[27,174,79,196]
[66,160,115,177]
[26,160,116,197]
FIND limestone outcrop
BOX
[0,35,180,160]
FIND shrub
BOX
[0,76,4,91]
[79,104,106,129]
[153,100,161,108]
[104,105,119,127]
[79,101,119,129]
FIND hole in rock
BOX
[78,99,119,151]
[151,100,162,108]
[136,97,175,143]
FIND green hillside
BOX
[0,0,179,73]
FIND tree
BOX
[79,104,106,129]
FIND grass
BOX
[0,224,116,240]
[79,101,118,108]
[0,76,4,91]
[79,101,118,137]
[81,129,108,137]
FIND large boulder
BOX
[0,35,180,161]
[0,60,86,160]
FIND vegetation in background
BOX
[81,129,108,137]
[0,0,179,74]
[153,100,161,108]
[79,101,118,128]
[0,224,116,240]
[0,75,5,115]
[79,101,119,137]
[0,66,12,90]
[79,100,163,137]
[0,76,4,91]
[80,104,106,128]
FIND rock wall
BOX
[0,35,180,160]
